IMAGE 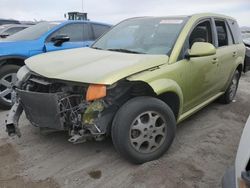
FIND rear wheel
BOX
[0,65,20,110]
[111,97,176,164]
[219,70,240,104]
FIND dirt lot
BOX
[0,73,249,188]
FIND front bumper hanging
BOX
[5,101,23,137]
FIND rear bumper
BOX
[222,166,236,188]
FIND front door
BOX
[182,19,219,111]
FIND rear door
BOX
[212,19,237,90]
[45,23,92,52]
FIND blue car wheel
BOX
[0,65,19,109]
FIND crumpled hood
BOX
[25,48,169,85]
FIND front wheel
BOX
[0,65,20,110]
[219,70,240,104]
[111,97,176,164]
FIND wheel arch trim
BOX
[147,79,184,119]
[0,55,27,67]
[223,58,244,91]
[0,55,28,60]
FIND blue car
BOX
[0,20,111,109]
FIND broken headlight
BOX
[16,65,30,82]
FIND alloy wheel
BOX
[229,73,239,100]
[130,111,167,154]
[0,73,17,104]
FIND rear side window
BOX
[92,24,110,39]
[189,20,213,48]
[215,20,228,47]
[227,19,242,44]
[225,23,234,45]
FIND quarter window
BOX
[215,20,228,47]
[227,19,242,44]
[189,20,213,48]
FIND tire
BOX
[111,96,176,164]
[0,64,20,110]
[219,70,240,104]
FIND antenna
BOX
[81,0,84,12]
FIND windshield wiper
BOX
[107,48,145,54]
[91,46,104,50]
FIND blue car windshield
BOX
[5,22,61,41]
[92,17,187,55]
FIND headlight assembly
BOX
[16,65,30,82]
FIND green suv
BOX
[6,13,246,164]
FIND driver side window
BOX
[189,20,213,48]
[47,23,90,42]
[179,20,214,60]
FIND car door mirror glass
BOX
[186,42,216,58]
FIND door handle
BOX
[233,51,237,57]
[212,58,218,64]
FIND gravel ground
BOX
[0,73,249,188]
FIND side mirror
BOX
[0,33,9,38]
[186,42,216,58]
[51,35,70,47]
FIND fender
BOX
[128,75,184,118]
[147,78,184,117]
[0,55,28,66]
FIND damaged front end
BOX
[5,66,131,144]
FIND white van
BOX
[223,116,250,188]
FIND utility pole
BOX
[82,0,84,13]
[66,0,88,20]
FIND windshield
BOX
[5,22,61,41]
[92,17,187,55]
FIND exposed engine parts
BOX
[6,73,111,143]
[6,69,153,144]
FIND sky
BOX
[1,0,250,26]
